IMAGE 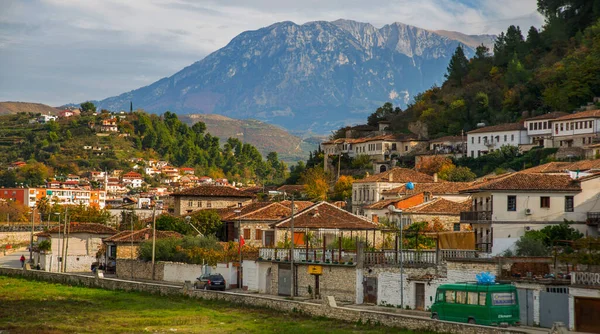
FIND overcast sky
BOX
[0,0,544,106]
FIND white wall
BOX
[552,118,597,137]
[243,260,258,291]
[467,129,525,158]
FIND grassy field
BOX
[0,276,430,333]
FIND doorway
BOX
[415,283,425,310]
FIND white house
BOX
[38,114,57,123]
[523,111,568,147]
[459,172,600,255]
[122,172,143,189]
[321,134,423,163]
[466,123,527,158]
[549,109,600,148]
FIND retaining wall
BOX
[0,268,525,334]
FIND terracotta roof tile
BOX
[467,123,525,134]
[520,159,600,173]
[354,167,433,184]
[275,202,377,230]
[44,223,116,235]
[381,182,475,195]
[460,173,581,192]
[553,109,600,121]
[276,185,306,193]
[104,228,182,243]
[171,185,255,198]
[404,198,471,215]
[429,136,465,143]
[525,112,570,121]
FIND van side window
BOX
[456,291,467,304]
[467,291,478,305]
[436,291,444,302]
[479,292,487,306]
[445,290,455,303]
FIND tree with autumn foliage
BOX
[332,175,354,200]
[300,166,329,201]
[415,156,453,175]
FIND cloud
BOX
[0,0,544,106]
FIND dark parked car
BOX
[194,273,226,291]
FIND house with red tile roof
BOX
[103,228,182,265]
[458,172,600,255]
[351,167,433,216]
[549,109,600,149]
[403,198,472,231]
[122,171,143,189]
[466,122,527,158]
[171,185,255,216]
[35,223,117,272]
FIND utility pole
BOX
[131,207,134,279]
[63,209,70,273]
[151,197,157,280]
[290,195,295,298]
[29,207,35,262]
[55,212,61,272]
[239,210,242,289]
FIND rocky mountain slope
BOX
[96,19,494,134]
[0,102,60,115]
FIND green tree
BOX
[80,101,96,114]
[300,167,329,201]
[190,210,223,236]
[445,45,469,86]
[515,232,548,256]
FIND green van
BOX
[430,283,520,327]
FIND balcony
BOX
[587,212,600,226]
[460,211,492,223]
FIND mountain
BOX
[96,19,495,134]
[178,114,316,164]
[0,102,60,115]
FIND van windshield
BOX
[491,292,516,306]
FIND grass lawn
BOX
[0,276,431,333]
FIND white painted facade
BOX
[467,129,528,158]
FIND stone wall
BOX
[295,263,357,303]
[116,244,138,259]
[116,259,164,281]
[0,268,527,334]
[0,231,33,246]
[174,196,252,216]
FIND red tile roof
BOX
[354,168,434,184]
[275,202,377,230]
[525,111,569,121]
[404,198,471,215]
[553,109,600,121]
[381,182,476,196]
[276,185,307,193]
[364,192,424,210]
[460,173,581,192]
[104,228,182,243]
[429,136,465,143]
[520,159,600,173]
[171,185,255,198]
[467,123,525,134]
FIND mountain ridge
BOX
[95,19,495,134]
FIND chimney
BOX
[433,173,438,183]
[388,172,393,182]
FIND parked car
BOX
[194,273,226,291]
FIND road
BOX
[0,249,29,269]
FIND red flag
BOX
[238,235,245,254]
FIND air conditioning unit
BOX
[525,208,532,215]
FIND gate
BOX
[575,297,600,333]
[415,283,425,310]
[363,277,377,304]
[539,287,569,328]
[517,289,534,326]
[278,264,291,296]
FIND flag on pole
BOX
[238,235,245,254]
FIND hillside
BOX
[94,19,494,134]
[0,102,59,115]
[178,114,313,164]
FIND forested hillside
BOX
[0,107,287,187]
[379,0,600,138]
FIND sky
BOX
[0,0,544,106]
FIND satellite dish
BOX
[406,182,415,190]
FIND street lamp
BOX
[388,205,404,309]
[185,215,202,236]
[29,207,36,263]
[151,196,158,280]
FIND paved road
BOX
[0,249,29,269]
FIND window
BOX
[576,122,579,130]
[188,200,193,206]
[534,123,538,130]
[507,195,517,211]
[453,223,460,231]
[456,291,467,304]
[445,290,455,303]
[504,135,507,142]
[479,292,487,306]
[436,291,444,302]
[529,123,533,130]
[467,292,479,305]
[511,134,514,141]
[243,228,251,240]
[541,196,550,208]
[198,201,202,208]
[471,151,474,157]
[555,124,559,134]
[560,123,564,131]
[405,145,408,151]
[256,229,263,240]
[478,137,481,144]
[471,137,474,144]
[207,202,212,208]
[565,196,574,212]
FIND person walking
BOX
[19,255,26,268]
